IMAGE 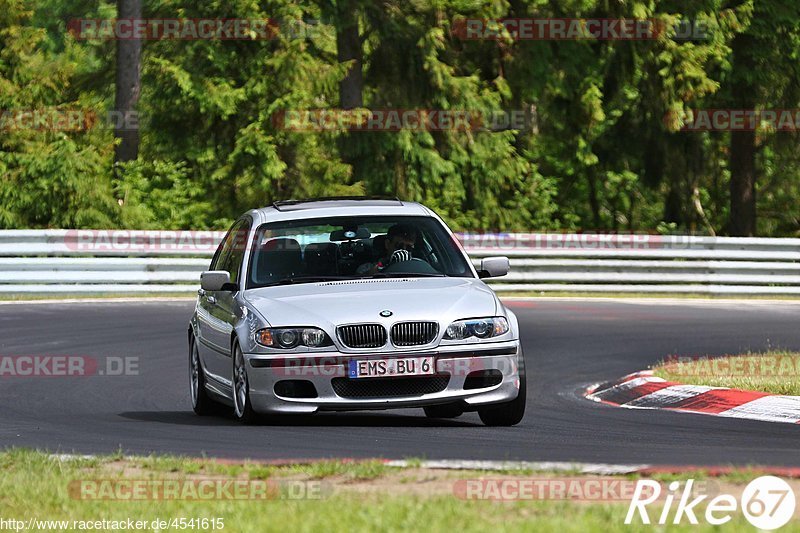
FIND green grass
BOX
[652,351,800,395]
[0,450,790,532]
[282,459,389,480]
[636,467,797,485]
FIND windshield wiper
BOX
[371,272,445,278]
[266,275,353,286]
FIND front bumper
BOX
[244,341,522,414]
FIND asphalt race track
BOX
[1,298,799,465]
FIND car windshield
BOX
[247,216,472,288]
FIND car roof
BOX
[246,197,434,224]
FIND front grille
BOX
[337,324,387,348]
[332,375,450,398]
[391,321,439,346]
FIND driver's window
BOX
[210,218,249,286]
[210,222,238,271]
[220,219,251,286]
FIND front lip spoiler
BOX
[249,346,518,368]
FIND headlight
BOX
[256,327,333,348]
[443,317,509,340]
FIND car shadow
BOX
[117,411,240,426]
[118,410,482,428]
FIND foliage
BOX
[0,0,798,234]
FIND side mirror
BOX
[478,256,509,278]
[201,270,233,291]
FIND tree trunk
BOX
[729,129,757,236]
[114,0,142,165]
[335,2,364,187]
[336,3,363,110]
[727,32,757,236]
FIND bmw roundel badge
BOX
[380,310,393,317]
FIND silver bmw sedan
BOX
[188,197,525,425]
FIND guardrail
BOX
[0,230,798,295]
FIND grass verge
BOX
[652,351,800,395]
[0,450,790,532]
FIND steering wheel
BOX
[381,257,439,275]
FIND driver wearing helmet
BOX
[356,223,417,275]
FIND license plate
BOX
[348,357,435,379]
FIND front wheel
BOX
[478,350,527,427]
[190,337,214,416]
[232,343,258,424]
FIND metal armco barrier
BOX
[0,230,799,295]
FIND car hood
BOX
[243,277,499,328]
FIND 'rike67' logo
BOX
[626,476,795,530]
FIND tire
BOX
[478,349,527,427]
[423,403,464,419]
[190,337,214,416]
[232,343,258,424]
